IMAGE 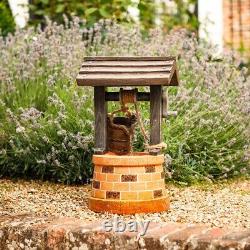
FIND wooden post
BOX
[94,86,107,154]
[150,85,162,155]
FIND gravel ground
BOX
[0,179,249,229]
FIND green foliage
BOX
[138,0,157,30]
[29,0,133,26]
[0,0,15,36]
[137,0,199,32]
[28,0,199,32]
[0,0,199,37]
[160,0,199,31]
[0,19,249,184]
[163,98,248,184]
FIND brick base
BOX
[0,214,249,250]
[90,152,170,214]
[89,197,170,214]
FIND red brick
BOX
[215,229,250,249]
[195,227,230,242]
[144,222,185,238]
[120,191,137,200]
[1,214,250,249]
[189,227,232,250]
[138,191,153,200]
[167,225,207,243]
[222,229,250,241]
[244,237,250,250]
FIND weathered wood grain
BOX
[81,61,174,67]
[94,86,107,154]
[105,91,150,101]
[77,73,171,86]
[84,56,176,61]
[76,56,179,87]
[150,86,162,155]
[79,66,172,73]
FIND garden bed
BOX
[0,179,249,229]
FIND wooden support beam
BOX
[150,86,162,155]
[105,92,150,102]
[94,86,107,154]
[84,56,176,61]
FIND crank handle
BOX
[162,111,178,118]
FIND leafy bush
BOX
[0,0,15,36]
[160,0,198,31]
[29,0,133,27]
[0,19,249,184]
[28,0,198,31]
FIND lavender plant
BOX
[0,19,249,184]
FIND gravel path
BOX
[0,179,249,229]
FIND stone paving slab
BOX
[0,214,249,250]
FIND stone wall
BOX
[0,214,249,249]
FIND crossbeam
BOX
[105,92,150,102]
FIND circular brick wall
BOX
[89,152,170,214]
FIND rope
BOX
[134,102,167,150]
[113,88,167,151]
[119,88,150,143]
[134,102,149,143]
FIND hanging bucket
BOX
[107,114,137,155]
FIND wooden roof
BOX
[76,56,179,86]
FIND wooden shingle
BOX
[76,56,179,86]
